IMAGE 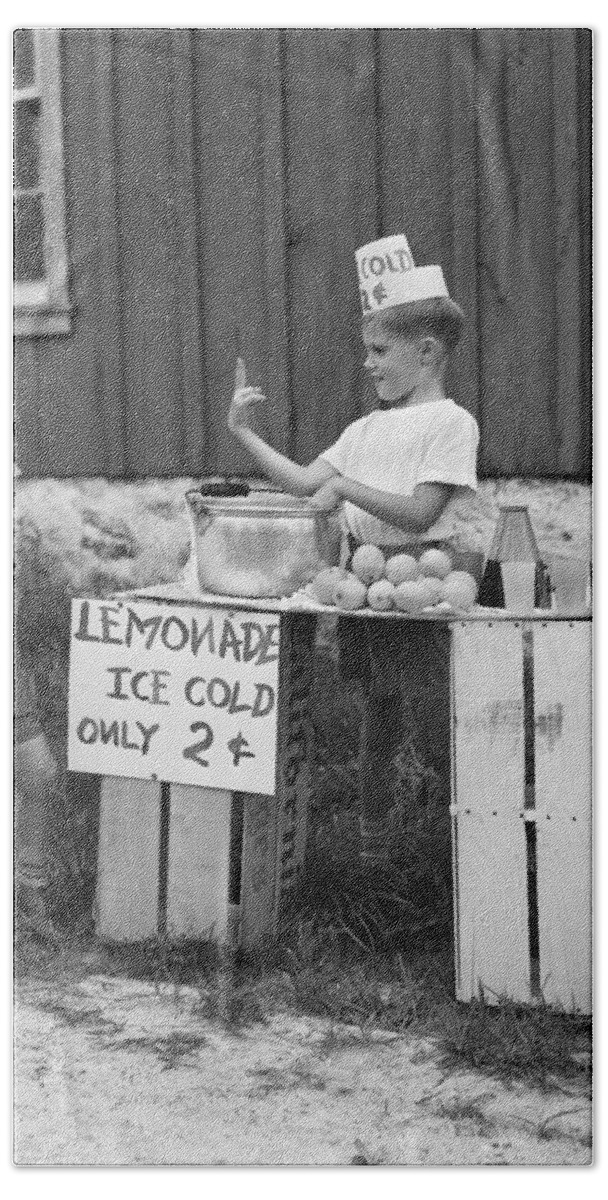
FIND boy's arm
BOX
[310,476,456,535]
[228,384,339,496]
[233,425,339,496]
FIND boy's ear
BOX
[420,336,445,366]
[419,336,437,359]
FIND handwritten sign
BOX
[68,598,281,795]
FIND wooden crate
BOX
[451,619,591,1014]
[95,614,315,949]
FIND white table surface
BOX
[119,581,591,623]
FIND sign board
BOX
[68,597,281,795]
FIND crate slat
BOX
[273,615,315,917]
[452,623,531,1003]
[96,776,161,940]
[239,794,278,948]
[166,784,232,941]
[533,623,592,1013]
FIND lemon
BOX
[334,573,368,611]
[367,579,396,611]
[351,544,386,585]
[442,570,477,611]
[419,548,452,580]
[385,553,419,586]
[309,566,348,605]
[394,580,429,614]
[418,576,444,607]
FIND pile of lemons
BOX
[309,546,478,613]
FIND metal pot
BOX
[185,489,341,597]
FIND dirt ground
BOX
[14,955,591,1167]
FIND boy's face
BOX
[362,321,423,406]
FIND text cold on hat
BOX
[356,234,449,315]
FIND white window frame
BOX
[13,28,71,336]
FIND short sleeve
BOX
[415,408,479,490]
[318,421,358,475]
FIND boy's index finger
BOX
[235,357,247,390]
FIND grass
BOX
[115,1032,209,1071]
[437,994,591,1091]
[16,914,592,1097]
[247,1064,327,1098]
[429,1096,497,1137]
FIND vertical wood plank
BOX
[166,784,232,941]
[452,622,531,1003]
[91,29,127,475]
[113,28,183,474]
[575,30,592,482]
[377,30,453,276]
[284,29,378,464]
[192,29,271,476]
[476,29,559,477]
[239,793,279,949]
[169,29,206,476]
[95,775,161,940]
[551,29,584,477]
[260,30,291,457]
[448,29,481,425]
[533,622,592,1013]
[273,614,315,925]
[14,340,46,474]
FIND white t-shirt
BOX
[320,399,479,547]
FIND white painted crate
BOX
[451,619,591,1014]
[95,614,315,949]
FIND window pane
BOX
[14,99,41,189]
[13,30,36,89]
[14,193,46,281]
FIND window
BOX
[13,29,71,335]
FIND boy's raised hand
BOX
[228,357,266,434]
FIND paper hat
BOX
[356,234,449,315]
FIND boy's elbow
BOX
[408,485,454,533]
[406,503,447,535]
[409,512,435,535]
[296,464,330,496]
[291,472,316,497]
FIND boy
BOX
[228,234,479,862]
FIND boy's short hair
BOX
[364,296,465,353]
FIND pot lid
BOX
[197,476,250,497]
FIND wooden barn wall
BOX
[15,28,591,480]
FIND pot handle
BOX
[185,491,214,534]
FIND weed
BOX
[436,995,592,1091]
[19,926,592,1095]
[39,998,124,1040]
[247,1063,326,1098]
[431,1095,496,1136]
[115,1031,207,1071]
[99,938,266,1030]
[536,1107,589,1141]
[350,1136,385,1165]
